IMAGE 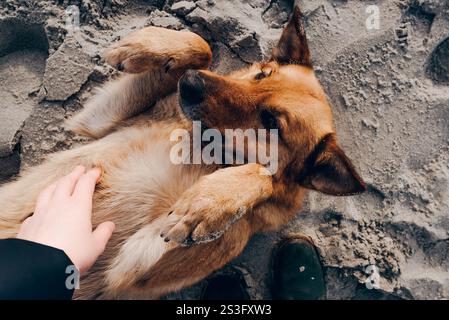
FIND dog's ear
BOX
[297,134,366,196]
[271,5,312,67]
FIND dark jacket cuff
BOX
[0,238,75,300]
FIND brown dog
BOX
[0,6,365,299]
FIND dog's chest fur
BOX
[75,119,211,298]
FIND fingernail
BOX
[89,167,102,179]
[85,167,101,184]
[91,167,101,175]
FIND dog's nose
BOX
[179,69,206,105]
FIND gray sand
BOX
[0,0,448,299]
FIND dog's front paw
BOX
[104,27,211,74]
[160,194,247,246]
[104,32,168,74]
[104,27,182,74]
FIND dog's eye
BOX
[260,110,279,131]
[255,68,272,80]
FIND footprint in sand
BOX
[0,18,48,181]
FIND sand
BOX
[0,0,448,299]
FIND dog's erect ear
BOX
[297,134,366,196]
[271,5,312,67]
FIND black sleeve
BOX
[0,238,75,300]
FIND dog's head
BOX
[178,6,365,196]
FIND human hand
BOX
[17,166,115,275]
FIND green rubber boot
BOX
[271,235,326,300]
[201,269,250,300]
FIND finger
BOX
[33,181,58,215]
[92,221,115,255]
[53,166,86,199]
[73,168,101,204]
[19,216,32,231]
[16,217,34,240]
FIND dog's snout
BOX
[179,69,206,106]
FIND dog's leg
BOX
[100,190,304,299]
[104,27,212,74]
[66,71,178,138]
[101,216,252,299]
[67,27,212,139]
[161,163,274,245]
[93,164,271,299]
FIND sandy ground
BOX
[0,0,448,299]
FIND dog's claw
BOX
[164,237,170,243]
[163,58,175,73]
[181,236,195,247]
[116,62,124,71]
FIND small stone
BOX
[171,1,196,16]
[148,10,184,30]
[42,38,94,101]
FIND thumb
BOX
[92,221,115,254]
